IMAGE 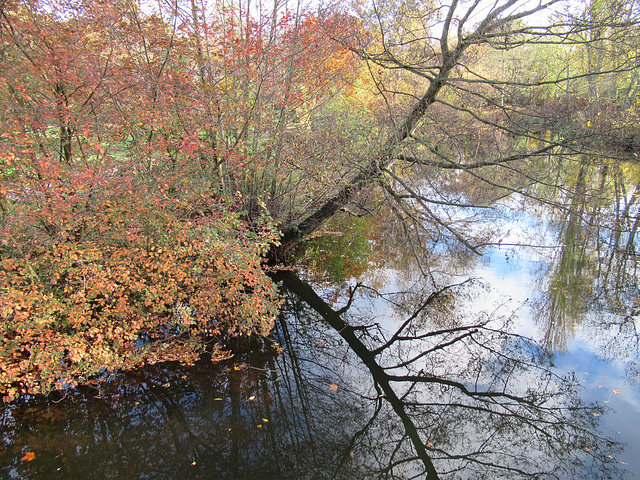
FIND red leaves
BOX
[0,0,342,403]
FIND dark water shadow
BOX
[0,272,628,479]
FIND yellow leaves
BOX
[1,151,16,165]
[0,180,280,403]
[2,387,19,403]
[67,346,87,364]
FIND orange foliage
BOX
[0,0,359,402]
[0,174,281,402]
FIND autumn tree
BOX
[0,0,292,401]
[270,0,640,260]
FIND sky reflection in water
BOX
[1,202,640,478]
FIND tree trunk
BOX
[271,63,454,259]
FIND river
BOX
[1,193,639,479]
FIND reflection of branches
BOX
[581,312,640,366]
[276,270,623,479]
[330,395,384,480]
[373,279,472,355]
[276,270,441,478]
[383,330,478,370]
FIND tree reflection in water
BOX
[1,269,625,479]
[277,272,623,479]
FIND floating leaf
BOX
[613,389,621,395]
[21,452,35,462]
[329,384,339,391]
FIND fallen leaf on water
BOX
[329,384,339,391]
[613,390,621,395]
[21,452,35,462]
[592,413,600,416]
[427,442,433,447]
[248,395,256,400]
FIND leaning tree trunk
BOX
[270,60,456,260]
[267,0,565,261]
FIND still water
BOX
[1,197,640,479]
